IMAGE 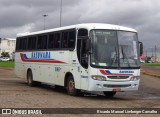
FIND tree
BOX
[1,52,10,58]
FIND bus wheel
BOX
[67,76,78,96]
[103,91,116,98]
[27,70,35,87]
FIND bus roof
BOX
[17,23,137,37]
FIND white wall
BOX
[0,38,16,59]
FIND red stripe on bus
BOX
[20,53,66,64]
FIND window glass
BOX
[28,36,37,50]
[78,29,88,37]
[62,32,68,48]
[54,33,61,48]
[16,29,76,51]
[68,30,76,48]
[37,35,47,49]
[77,39,88,69]
[15,38,20,51]
[18,38,22,50]
[22,38,27,50]
[48,33,54,49]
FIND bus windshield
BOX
[90,30,139,68]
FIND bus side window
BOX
[17,37,26,51]
[37,35,47,50]
[43,35,48,49]
[22,38,28,50]
[54,33,61,49]
[68,30,76,49]
[37,35,42,49]
[48,33,54,49]
[62,31,68,48]
[19,38,23,50]
[16,38,20,51]
[28,36,37,50]
[78,29,88,37]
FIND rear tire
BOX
[67,76,79,96]
[103,91,116,98]
[27,70,35,87]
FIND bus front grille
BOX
[103,84,131,88]
[107,76,129,79]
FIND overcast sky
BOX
[0,0,160,51]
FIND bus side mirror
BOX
[86,39,91,53]
[139,42,143,56]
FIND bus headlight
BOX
[130,76,140,81]
[91,75,106,81]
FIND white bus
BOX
[15,23,142,97]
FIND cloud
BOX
[0,0,160,51]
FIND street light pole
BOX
[155,45,157,62]
[43,14,48,30]
[60,0,62,27]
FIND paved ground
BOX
[0,68,160,117]
[141,66,160,75]
[141,66,160,78]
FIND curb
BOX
[141,69,160,78]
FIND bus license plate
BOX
[112,88,121,92]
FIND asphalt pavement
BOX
[0,68,160,117]
[141,65,160,78]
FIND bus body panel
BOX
[69,51,81,89]
[15,51,70,84]
[79,67,89,90]
[15,50,84,89]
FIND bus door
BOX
[77,29,89,90]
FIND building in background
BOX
[0,38,16,60]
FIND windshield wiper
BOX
[121,46,131,67]
[110,47,118,67]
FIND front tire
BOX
[103,91,116,98]
[27,70,35,87]
[67,76,79,96]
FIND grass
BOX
[142,63,160,67]
[0,61,15,68]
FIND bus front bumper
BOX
[88,80,140,92]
